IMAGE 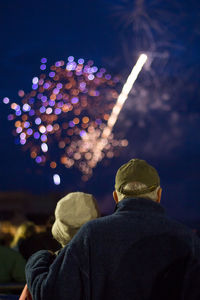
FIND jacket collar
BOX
[115,197,165,215]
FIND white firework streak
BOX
[81,53,148,171]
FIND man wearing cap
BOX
[25,159,200,300]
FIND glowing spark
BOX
[103,53,148,138]
[53,174,61,185]
[84,53,148,167]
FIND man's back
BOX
[74,198,200,299]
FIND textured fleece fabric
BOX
[26,198,200,300]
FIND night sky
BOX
[0,0,200,225]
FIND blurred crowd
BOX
[0,217,61,296]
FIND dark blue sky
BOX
[0,0,200,225]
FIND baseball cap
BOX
[115,159,160,196]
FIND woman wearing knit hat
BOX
[19,192,100,300]
[51,192,100,247]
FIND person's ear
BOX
[157,187,162,203]
[113,190,119,203]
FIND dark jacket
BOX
[25,198,200,300]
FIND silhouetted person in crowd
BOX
[0,231,13,247]
[18,217,60,261]
[0,244,25,284]
[10,221,36,252]
[25,159,200,300]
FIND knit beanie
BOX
[52,192,100,247]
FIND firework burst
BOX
[3,56,129,181]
